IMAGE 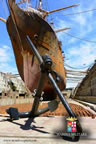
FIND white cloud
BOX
[65,42,96,88]
[0,46,10,62]
[3,45,10,50]
[67,43,96,67]
[1,0,96,88]
[71,14,86,25]
[66,82,80,89]
[53,0,96,89]
[0,63,17,74]
[55,0,96,42]
[0,45,18,74]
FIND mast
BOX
[39,0,42,9]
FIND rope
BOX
[53,8,96,17]
[64,32,96,44]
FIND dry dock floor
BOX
[0,116,96,144]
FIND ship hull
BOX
[6,1,66,100]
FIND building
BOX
[0,72,28,95]
[62,88,73,98]
[0,72,10,93]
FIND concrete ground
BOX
[0,116,96,144]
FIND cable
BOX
[67,80,82,82]
[67,81,81,83]
[67,73,85,76]
[64,32,96,43]
[66,69,87,73]
[65,63,93,70]
[66,71,86,74]
[67,76,84,79]
[67,78,82,80]
[67,75,85,78]
[67,78,83,81]
[52,8,96,16]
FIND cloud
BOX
[65,42,96,88]
[66,43,96,67]
[55,0,96,42]
[0,45,18,74]
[54,18,71,40]
[53,0,96,88]
[71,14,86,26]
[1,0,96,88]
[66,82,80,89]
[0,45,10,62]
[0,63,17,73]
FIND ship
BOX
[0,0,78,100]
[0,1,83,139]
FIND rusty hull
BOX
[6,0,66,100]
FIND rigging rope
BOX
[64,32,96,44]
[52,8,96,16]
[65,62,93,70]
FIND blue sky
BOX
[0,0,96,88]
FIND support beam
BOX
[55,27,71,33]
[48,4,79,14]
[42,4,79,18]
[0,17,6,23]
[66,69,87,73]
